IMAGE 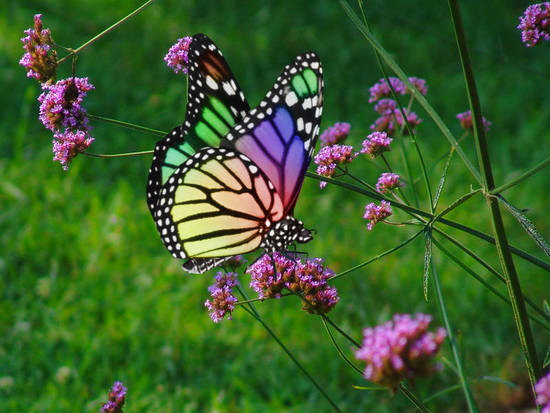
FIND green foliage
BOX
[1,0,549,411]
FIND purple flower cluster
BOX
[363,201,392,230]
[376,173,403,194]
[370,106,422,136]
[319,122,351,146]
[52,130,95,171]
[101,381,127,413]
[368,77,428,103]
[360,131,392,158]
[536,371,550,413]
[456,110,492,133]
[247,253,339,314]
[355,313,446,388]
[314,144,357,188]
[164,36,193,74]
[204,272,239,323]
[37,77,95,169]
[19,14,57,82]
[517,3,550,47]
[38,77,94,132]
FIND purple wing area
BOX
[234,106,306,210]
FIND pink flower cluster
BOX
[247,253,339,315]
[536,371,550,413]
[37,77,95,169]
[456,110,492,133]
[101,381,127,413]
[360,131,392,158]
[314,144,357,188]
[204,272,239,323]
[368,77,428,103]
[319,122,351,146]
[19,14,57,82]
[164,36,193,74]
[52,130,94,171]
[376,173,403,194]
[355,313,446,388]
[363,201,392,230]
[517,3,550,47]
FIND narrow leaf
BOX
[544,300,550,316]
[498,195,550,258]
[433,148,455,210]
[423,228,432,301]
[544,346,550,368]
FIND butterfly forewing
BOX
[154,147,284,260]
[222,52,324,215]
[147,34,250,217]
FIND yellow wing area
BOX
[163,151,284,258]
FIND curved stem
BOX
[88,113,166,137]
[57,0,155,64]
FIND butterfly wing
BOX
[222,52,324,215]
[154,147,284,264]
[147,33,250,217]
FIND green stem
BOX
[88,113,166,136]
[432,228,550,327]
[57,0,156,64]
[330,229,423,281]
[322,315,362,348]
[432,261,479,412]
[321,316,364,375]
[398,383,432,413]
[399,136,421,208]
[339,0,482,185]
[83,150,153,158]
[235,285,341,412]
[448,0,540,388]
[490,154,550,194]
[306,172,550,272]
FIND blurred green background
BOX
[2,0,549,411]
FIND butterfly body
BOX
[148,34,323,273]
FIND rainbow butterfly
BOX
[147,34,324,273]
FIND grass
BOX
[1,0,549,411]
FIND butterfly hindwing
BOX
[222,52,324,214]
[154,147,284,261]
[147,34,250,217]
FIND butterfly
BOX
[148,34,324,274]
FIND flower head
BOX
[52,130,94,170]
[314,144,357,188]
[19,14,57,82]
[536,371,550,413]
[204,272,239,323]
[319,122,351,146]
[164,36,193,74]
[456,110,491,133]
[247,253,339,314]
[376,173,404,194]
[101,381,127,413]
[368,77,428,103]
[363,201,392,230]
[371,108,422,136]
[38,77,95,132]
[361,131,392,158]
[517,3,550,47]
[355,313,446,389]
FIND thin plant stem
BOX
[305,172,550,272]
[490,154,550,194]
[321,316,364,376]
[339,0,482,185]
[83,150,153,158]
[448,0,540,388]
[235,285,341,412]
[398,383,432,413]
[330,229,423,281]
[432,261,479,412]
[399,137,421,208]
[432,228,550,326]
[322,315,362,348]
[57,0,156,64]
[88,113,166,137]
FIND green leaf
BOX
[544,346,550,368]
[498,195,550,258]
[423,229,432,301]
[544,300,550,316]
